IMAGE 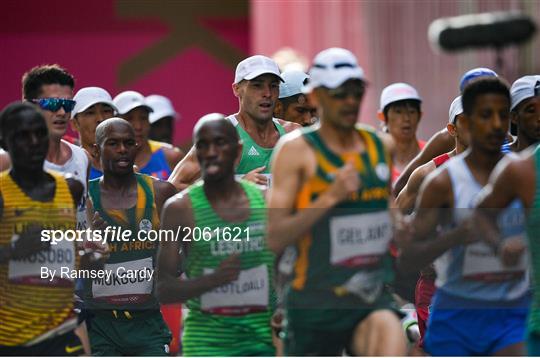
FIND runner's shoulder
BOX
[275,118,302,133]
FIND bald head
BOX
[95,117,134,147]
[193,113,239,143]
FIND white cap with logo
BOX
[379,83,422,112]
[146,95,178,124]
[113,90,153,115]
[448,96,463,124]
[234,55,284,84]
[510,75,540,111]
[72,87,117,117]
[303,48,364,93]
[279,70,309,99]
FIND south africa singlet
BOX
[86,173,159,310]
[0,171,76,346]
[288,125,394,321]
[182,180,275,356]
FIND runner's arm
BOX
[152,179,178,215]
[66,177,84,209]
[396,162,433,214]
[398,170,467,274]
[168,146,200,191]
[163,146,185,169]
[157,194,240,303]
[393,128,454,196]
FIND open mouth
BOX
[116,158,131,168]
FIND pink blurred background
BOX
[2,0,540,148]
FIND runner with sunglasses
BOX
[21,65,92,354]
[268,47,406,355]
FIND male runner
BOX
[274,69,317,127]
[85,118,176,355]
[157,113,276,356]
[100,90,182,180]
[168,55,300,191]
[378,83,425,184]
[71,86,118,180]
[399,78,529,356]
[0,102,85,355]
[396,96,467,212]
[22,65,89,230]
[146,94,178,144]
[508,75,540,152]
[396,96,466,352]
[393,67,499,196]
[268,47,406,356]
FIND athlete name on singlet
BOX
[201,264,269,315]
[330,211,392,268]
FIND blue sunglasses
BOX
[31,98,76,112]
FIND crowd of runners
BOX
[1,46,540,357]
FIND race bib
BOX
[201,264,269,315]
[9,236,75,287]
[330,211,392,267]
[462,238,527,282]
[92,257,154,305]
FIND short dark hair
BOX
[461,77,510,116]
[382,99,421,121]
[279,93,306,112]
[22,64,75,100]
[0,102,46,149]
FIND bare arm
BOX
[398,169,468,274]
[393,129,454,196]
[163,146,185,169]
[267,133,359,254]
[396,162,434,214]
[156,194,240,304]
[152,179,178,215]
[168,146,200,191]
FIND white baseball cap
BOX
[379,83,422,112]
[113,90,153,115]
[510,75,540,111]
[279,70,309,99]
[72,87,117,117]
[146,95,178,124]
[234,55,284,84]
[303,48,365,93]
[448,96,463,124]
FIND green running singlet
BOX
[527,146,540,334]
[182,180,276,356]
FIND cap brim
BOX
[149,111,178,124]
[76,100,118,116]
[118,103,154,115]
[243,70,284,82]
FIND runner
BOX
[71,86,118,180]
[396,96,467,212]
[274,69,317,127]
[393,67,499,196]
[396,96,466,353]
[399,78,529,356]
[0,102,85,355]
[146,94,178,144]
[168,55,300,191]
[157,113,276,356]
[378,82,425,184]
[85,118,176,355]
[89,90,182,180]
[268,47,406,356]
[508,75,540,152]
